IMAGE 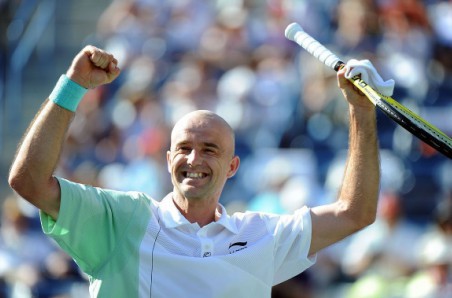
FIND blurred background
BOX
[0,0,451,297]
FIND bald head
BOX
[171,110,236,156]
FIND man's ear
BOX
[227,156,240,178]
[166,151,171,173]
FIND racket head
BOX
[349,76,452,159]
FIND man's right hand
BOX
[66,45,121,89]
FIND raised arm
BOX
[8,46,120,220]
[308,67,380,255]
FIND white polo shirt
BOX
[40,178,316,298]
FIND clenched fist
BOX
[66,45,121,89]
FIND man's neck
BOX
[172,194,221,227]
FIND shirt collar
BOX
[158,193,238,234]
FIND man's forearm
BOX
[308,70,381,256]
[9,100,73,215]
[340,106,380,228]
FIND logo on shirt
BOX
[228,241,248,254]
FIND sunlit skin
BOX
[166,110,240,226]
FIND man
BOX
[9,45,380,297]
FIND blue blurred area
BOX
[1,0,451,297]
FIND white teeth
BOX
[186,172,205,179]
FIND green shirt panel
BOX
[40,177,152,297]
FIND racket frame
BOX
[285,23,452,159]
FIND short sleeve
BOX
[40,177,151,274]
[263,206,317,285]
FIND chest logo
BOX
[228,241,248,254]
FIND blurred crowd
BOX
[1,0,452,297]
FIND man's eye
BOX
[204,148,216,154]
[178,147,191,153]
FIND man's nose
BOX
[187,149,202,166]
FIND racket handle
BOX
[285,23,344,71]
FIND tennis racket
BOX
[285,22,452,159]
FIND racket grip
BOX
[285,23,343,71]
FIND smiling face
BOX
[167,111,240,204]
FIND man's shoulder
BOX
[57,176,158,211]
